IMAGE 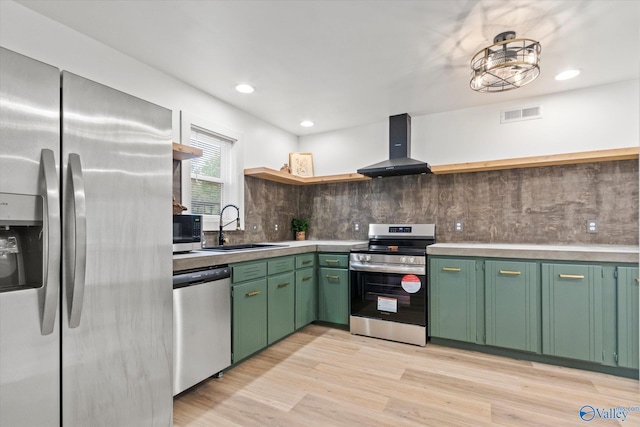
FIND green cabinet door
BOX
[232,279,267,363]
[318,267,349,325]
[601,266,618,367]
[295,267,317,329]
[617,266,639,369]
[485,260,540,352]
[542,263,603,363]
[267,271,296,344]
[430,258,477,343]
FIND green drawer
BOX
[232,261,267,283]
[268,256,295,275]
[295,253,316,269]
[318,254,348,268]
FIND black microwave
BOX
[173,214,202,253]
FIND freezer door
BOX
[61,72,173,426]
[0,48,61,427]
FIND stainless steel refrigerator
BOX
[0,47,173,426]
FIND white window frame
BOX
[180,111,244,232]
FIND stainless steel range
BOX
[349,224,435,346]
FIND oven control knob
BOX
[357,254,364,262]
[365,255,371,262]
[409,257,415,263]
[401,257,407,263]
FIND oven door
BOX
[350,266,426,326]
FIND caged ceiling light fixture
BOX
[470,31,541,93]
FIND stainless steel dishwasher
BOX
[173,265,231,396]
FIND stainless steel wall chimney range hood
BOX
[357,113,431,177]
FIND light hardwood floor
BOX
[173,325,640,426]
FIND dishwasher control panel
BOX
[173,265,230,289]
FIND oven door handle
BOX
[349,262,425,275]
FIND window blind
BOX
[190,125,233,216]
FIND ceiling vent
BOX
[500,104,542,124]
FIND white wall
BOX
[300,80,639,176]
[0,1,297,170]
[3,1,638,181]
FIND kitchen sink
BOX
[198,243,288,252]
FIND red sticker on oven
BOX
[401,274,422,293]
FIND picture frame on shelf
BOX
[289,152,314,177]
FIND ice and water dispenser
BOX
[0,193,43,292]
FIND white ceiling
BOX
[17,0,640,136]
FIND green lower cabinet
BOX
[485,260,540,352]
[318,267,349,325]
[617,266,639,369]
[295,267,317,329]
[542,263,603,363]
[430,258,477,343]
[232,279,267,363]
[267,271,296,345]
[601,266,618,367]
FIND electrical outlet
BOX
[587,219,598,233]
[354,222,360,232]
[455,221,463,232]
[274,224,278,232]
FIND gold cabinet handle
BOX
[559,274,585,279]
[499,270,522,275]
[302,276,312,282]
[635,278,639,283]
[301,260,312,265]
[246,290,261,297]
[277,282,290,288]
[325,259,339,264]
[442,267,461,272]
[326,275,340,280]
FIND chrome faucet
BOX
[219,204,240,245]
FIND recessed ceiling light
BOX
[235,84,255,93]
[300,120,314,127]
[555,69,581,81]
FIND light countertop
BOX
[427,243,639,264]
[173,240,367,272]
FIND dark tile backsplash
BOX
[204,160,638,246]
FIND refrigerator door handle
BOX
[40,149,60,335]
[67,153,87,328]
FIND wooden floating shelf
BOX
[172,142,202,160]
[245,147,638,185]
[244,167,370,185]
[430,147,639,175]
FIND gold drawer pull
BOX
[302,276,312,282]
[246,290,261,297]
[301,260,312,265]
[325,259,340,264]
[277,282,290,288]
[635,278,639,283]
[559,274,585,279]
[499,270,521,276]
[442,267,461,272]
[326,275,340,280]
